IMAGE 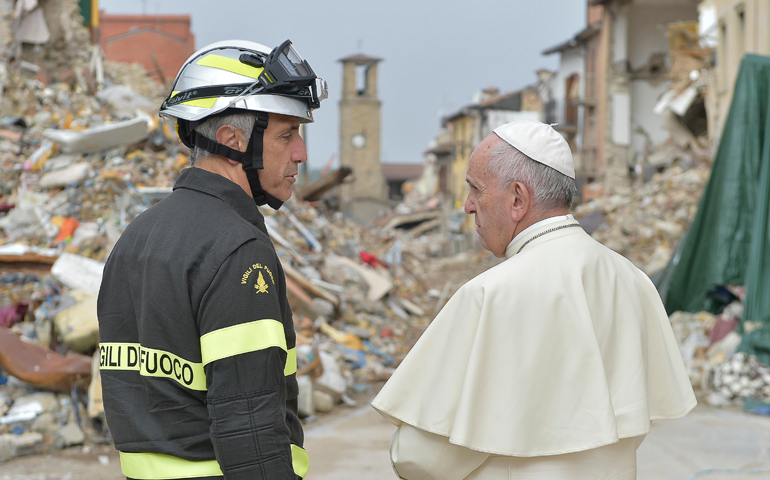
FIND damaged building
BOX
[546,0,701,197]
[593,0,699,192]
[438,85,542,211]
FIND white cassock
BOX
[371,216,696,479]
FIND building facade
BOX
[442,86,542,210]
[542,25,599,202]
[584,0,699,193]
[707,0,770,135]
[99,13,195,86]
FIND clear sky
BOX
[100,0,586,168]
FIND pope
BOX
[371,121,696,480]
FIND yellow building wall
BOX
[521,90,543,112]
[713,0,770,135]
[447,114,477,211]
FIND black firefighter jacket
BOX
[97,167,305,480]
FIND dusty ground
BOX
[0,444,123,480]
[5,402,770,479]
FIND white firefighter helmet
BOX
[158,39,328,210]
[159,39,327,128]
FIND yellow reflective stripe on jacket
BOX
[292,444,310,478]
[99,343,207,391]
[120,447,307,479]
[196,54,264,79]
[200,319,287,366]
[119,452,222,479]
[284,347,297,376]
[140,345,207,391]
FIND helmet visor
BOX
[263,40,316,89]
[277,43,312,78]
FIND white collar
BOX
[506,214,575,252]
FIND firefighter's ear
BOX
[215,126,245,166]
[216,125,245,152]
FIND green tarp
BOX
[661,54,770,364]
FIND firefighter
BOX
[97,39,327,480]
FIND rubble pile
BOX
[667,289,743,392]
[574,161,711,276]
[667,286,770,414]
[257,193,502,419]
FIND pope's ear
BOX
[510,181,530,222]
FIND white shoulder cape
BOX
[372,219,696,456]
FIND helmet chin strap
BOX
[190,112,284,210]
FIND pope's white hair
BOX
[189,112,257,165]
[486,139,577,211]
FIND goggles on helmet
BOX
[162,39,328,112]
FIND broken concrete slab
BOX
[54,421,85,449]
[0,432,44,462]
[314,351,346,402]
[30,411,60,435]
[398,297,425,317]
[96,85,156,120]
[38,161,90,189]
[54,290,98,353]
[312,390,334,413]
[43,117,149,154]
[297,375,314,418]
[328,255,393,302]
[50,252,104,293]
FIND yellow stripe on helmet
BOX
[196,54,265,79]
[179,97,218,108]
[169,90,218,108]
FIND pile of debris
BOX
[574,160,711,276]
[666,285,770,415]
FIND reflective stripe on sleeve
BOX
[99,343,207,391]
[119,452,222,479]
[291,444,310,478]
[200,319,287,366]
[284,347,297,376]
[196,54,264,79]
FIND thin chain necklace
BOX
[516,223,582,254]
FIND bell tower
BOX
[338,53,387,219]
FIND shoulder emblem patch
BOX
[241,262,276,294]
[255,271,269,293]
